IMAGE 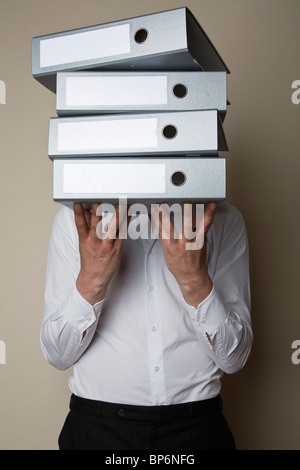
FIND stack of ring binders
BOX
[32,7,229,208]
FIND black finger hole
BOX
[162,124,178,139]
[171,171,186,186]
[134,28,148,44]
[172,83,188,98]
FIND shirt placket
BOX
[144,241,167,405]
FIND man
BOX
[41,201,252,450]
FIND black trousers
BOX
[58,394,236,451]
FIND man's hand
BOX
[154,202,217,308]
[74,203,127,306]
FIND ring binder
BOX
[53,157,226,206]
[48,110,228,158]
[32,7,230,208]
[55,71,227,117]
[32,7,229,92]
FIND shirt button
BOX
[155,366,160,372]
[149,285,154,291]
[152,327,157,332]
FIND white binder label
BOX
[57,118,158,151]
[65,76,168,106]
[63,163,166,194]
[40,24,130,68]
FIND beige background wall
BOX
[0,0,299,450]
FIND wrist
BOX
[76,270,108,306]
[178,271,213,308]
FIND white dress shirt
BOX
[41,202,252,406]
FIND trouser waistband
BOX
[70,394,222,422]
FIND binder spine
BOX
[53,157,226,204]
[48,110,227,158]
[56,71,227,116]
[32,7,229,92]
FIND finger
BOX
[151,204,169,241]
[106,204,126,241]
[204,202,218,234]
[152,204,167,240]
[84,208,91,228]
[183,203,205,250]
[117,211,131,241]
[160,204,180,241]
[150,204,161,238]
[182,203,194,239]
[74,203,89,240]
[90,203,103,241]
[96,203,127,242]
[161,204,173,240]
[116,203,130,240]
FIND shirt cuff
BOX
[58,286,104,333]
[184,286,228,336]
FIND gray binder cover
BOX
[48,110,228,158]
[32,7,229,92]
[53,157,226,205]
[56,71,227,117]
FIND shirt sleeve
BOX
[185,205,253,374]
[40,207,104,370]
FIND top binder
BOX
[32,7,229,92]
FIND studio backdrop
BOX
[0,0,299,450]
